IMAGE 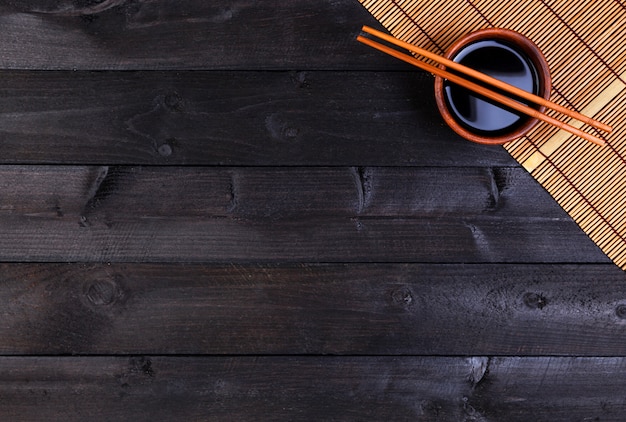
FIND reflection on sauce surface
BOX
[444,40,539,134]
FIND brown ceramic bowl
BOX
[434,28,551,145]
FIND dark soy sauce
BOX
[444,39,539,135]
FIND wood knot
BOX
[163,92,184,111]
[128,356,155,378]
[523,292,547,310]
[158,142,173,157]
[616,304,626,319]
[291,71,310,89]
[85,278,121,306]
[391,286,414,308]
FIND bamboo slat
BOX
[358,0,626,270]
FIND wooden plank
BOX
[470,357,626,421]
[0,70,514,166]
[0,166,568,218]
[0,0,402,70]
[0,165,606,263]
[0,356,479,421]
[0,356,625,421]
[0,214,604,263]
[1,263,623,355]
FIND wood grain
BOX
[0,356,625,421]
[0,0,399,70]
[0,0,622,419]
[0,166,606,263]
[0,166,568,218]
[0,216,604,263]
[0,263,623,355]
[469,357,626,422]
[0,70,514,166]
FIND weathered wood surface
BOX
[0,71,513,165]
[1,263,623,355]
[0,0,623,420]
[0,356,625,421]
[0,165,607,263]
[0,0,397,70]
[0,166,562,218]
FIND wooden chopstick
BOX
[362,26,612,134]
[358,28,608,146]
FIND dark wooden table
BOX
[1,1,625,420]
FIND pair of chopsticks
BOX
[357,26,611,146]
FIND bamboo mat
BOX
[358,0,626,270]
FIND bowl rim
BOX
[433,28,552,145]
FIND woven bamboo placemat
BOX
[358,0,626,269]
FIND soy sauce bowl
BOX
[434,28,551,145]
